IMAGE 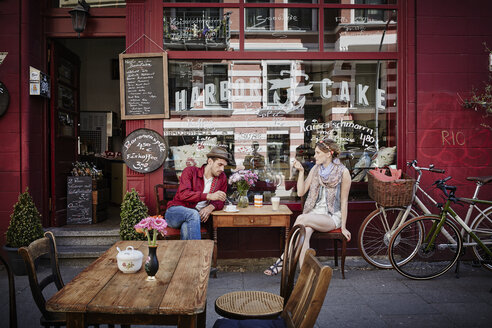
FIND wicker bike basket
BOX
[367,170,415,207]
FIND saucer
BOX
[223,208,239,213]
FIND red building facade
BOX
[0,0,491,257]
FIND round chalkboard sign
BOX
[0,81,10,118]
[122,128,167,173]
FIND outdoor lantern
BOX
[69,0,90,37]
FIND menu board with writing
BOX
[122,128,167,173]
[67,176,92,224]
[119,52,169,120]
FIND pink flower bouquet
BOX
[134,215,168,246]
[228,170,259,195]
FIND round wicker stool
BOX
[215,291,284,320]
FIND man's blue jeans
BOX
[165,206,201,240]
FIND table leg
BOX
[197,302,207,328]
[282,225,290,250]
[213,227,218,270]
[66,313,86,328]
[178,314,197,328]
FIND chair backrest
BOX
[154,183,180,215]
[281,249,333,328]
[154,184,166,215]
[18,231,64,321]
[280,224,306,304]
[0,254,17,328]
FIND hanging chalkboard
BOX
[119,52,169,120]
[67,176,92,224]
[122,128,167,173]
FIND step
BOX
[49,229,121,247]
[57,245,114,266]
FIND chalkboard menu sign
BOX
[67,176,92,224]
[122,128,167,173]
[119,52,169,120]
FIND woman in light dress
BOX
[265,138,351,275]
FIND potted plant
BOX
[3,188,44,275]
[119,188,148,241]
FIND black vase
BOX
[145,245,159,281]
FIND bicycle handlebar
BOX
[432,176,460,203]
[406,160,445,176]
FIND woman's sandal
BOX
[264,255,284,276]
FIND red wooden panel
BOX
[1,133,20,152]
[45,17,126,37]
[0,192,19,212]
[0,172,21,193]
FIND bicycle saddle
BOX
[466,176,492,185]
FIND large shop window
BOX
[163,59,398,202]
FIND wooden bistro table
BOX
[211,205,293,269]
[46,240,214,328]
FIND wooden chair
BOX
[312,229,347,279]
[0,253,17,328]
[18,231,66,328]
[213,249,333,328]
[18,232,117,328]
[154,183,210,240]
[214,225,306,319]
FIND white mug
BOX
[271,196,280,211]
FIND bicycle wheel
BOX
[389,216,462,280]
[358,207,418,269]
[469,207,492,272]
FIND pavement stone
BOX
[1,258,491,328]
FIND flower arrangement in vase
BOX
[134,215,168,281]
[228,170,259,208]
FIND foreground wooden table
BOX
[46,240,214,328]
[211,205,292,269]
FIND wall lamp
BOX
[69,0,90,37]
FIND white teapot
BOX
[116,246,143,273]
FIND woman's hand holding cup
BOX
[292,159,304,173]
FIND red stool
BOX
[312,228,347,279]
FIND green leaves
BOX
[119,189,148,241]
[6,188,44,248]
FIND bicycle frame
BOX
[423,198,492,258]
[384,169,445,233]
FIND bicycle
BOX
[388,176,492,280]
[358,160,445,268]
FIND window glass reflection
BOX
[244,8,319,51]
[324,9,397,52]
[165,59,397,202]
[163,8,232,51]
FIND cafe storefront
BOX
[128,0,403,257]
[1,0,491,258]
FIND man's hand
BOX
[207,190,226,201]
[199,204,215,222]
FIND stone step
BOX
[57,245,114,266]
[49,229,121,247]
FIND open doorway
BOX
[49,38,125,227]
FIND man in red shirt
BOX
[165,146,230,239]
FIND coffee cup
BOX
[271,196,280,211]
[254,194,263,208]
